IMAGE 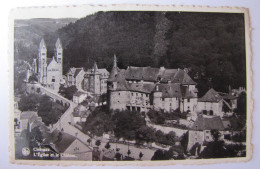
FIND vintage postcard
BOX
[9,4,253,165]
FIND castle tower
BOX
[38,39,47,84]
[93,62,101,95]
[89,62,101,95]
[109,54,118,80]
[55,38,63,79]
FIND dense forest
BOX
[15,11,246,95]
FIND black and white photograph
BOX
[9,4,252,165]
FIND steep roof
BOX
[46,57,58,66]
[159,69,178,82]
[67,67,84,78]
[53,132,76,153]
[170,69,197,85]
[114,66,196,85]
[198,88,223,102]
[156,83,182,98]
[191,115,225,131]
[39,39,46,50]
[74,68,83,78]
[55,38,62,49]
[127,83,155,93]
[125,66,159,82]
[20,111,37,120]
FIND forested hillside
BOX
[15,11,246,95]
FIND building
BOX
[197,88,237,117]
[19,111,43,133]
[73,91,88,104]
[187,115,226,151]
[66,67,85,90]
[50,131,93,160]
[83,62,109,95]
[107,55,198,113]
[32,38,63,91]
[71,105,91,124]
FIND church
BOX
[32,38,63,91]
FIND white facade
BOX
[197,101,224,117]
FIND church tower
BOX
[38,39,47,84]
[55,38,63,79]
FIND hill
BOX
[14,18,77,62]
[56,11,246,94]
[14,11,246,95]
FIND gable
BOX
[64,139,92,154]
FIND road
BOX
[36,84,161,160]
[145,112,187,137]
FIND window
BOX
[146,94,148,97]
[131,93,133,96]
[170,103,172,107]
[141,94,143,97]
[118,92,120,95]
[52,76,55,82]
[206,136,209,140]
[162,98,165,101]
[209,110,214,115]
[187,98,190,102]
[136,93,138,96]
[58,53,61,55]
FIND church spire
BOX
[55,37,62,49]
[39,38,46,50]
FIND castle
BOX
[107,55,198,113]
[32,38,63,91]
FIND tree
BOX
[115,152,122,161]
[151,149,173,160]
[135,126,156,144]
[139,152,144,160]
[95,140,101,147]
[127,149,131,157]
[58,85,78,100]
[113,110,146,140]
[28,74,38,83]
[87,139,92,146]
[19,93,39,111]
[234,92,247,129]
[105,142,111,150]
[165,131,176,145]
[211,129,221,142]
[200,130,226,158]
[180,132,189,152]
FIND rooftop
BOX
[191,115,225,131]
